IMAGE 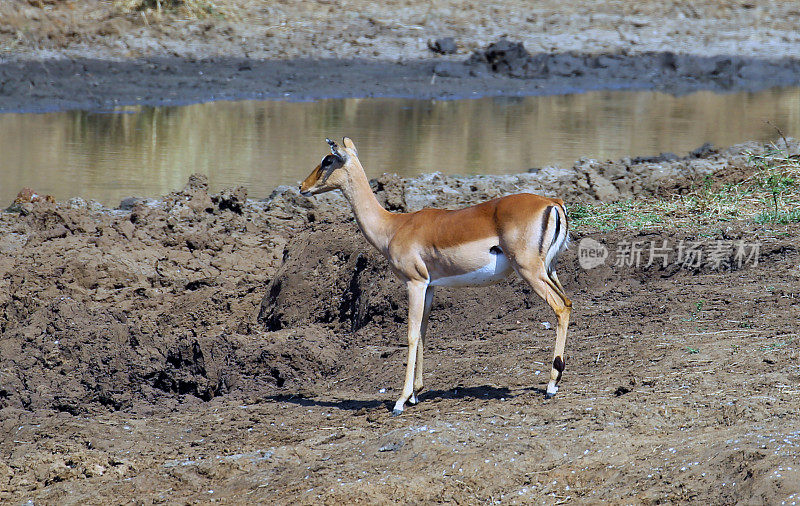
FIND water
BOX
[1,87,799,206]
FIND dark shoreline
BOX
[2,52,800,113]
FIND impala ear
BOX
[326,138,346,160]
[342,137,358,156]
[326,138,339,154]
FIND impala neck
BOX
[340,160,395,254]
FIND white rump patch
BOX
[430,251,512,287]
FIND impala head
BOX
[300,137,360,196]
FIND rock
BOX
[630,152,679,164]
[4,202,33,215]
[119,196,144,210]
[690,143,718,159]
[184,173,209,192]
[427,37,457,55]
[214,186,248,214]
[68,197,88,209]
[378,441,403,452]
[13,187,55,204]
[87,200,105,212]
[6,187,55,212]
[468,38,548,78]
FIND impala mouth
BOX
[299,188,312,196]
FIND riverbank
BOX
[3,53,800,113]
[1,140,799,503]
[2,0,800,112]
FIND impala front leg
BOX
[393,281,428,416]
[410,286,435,406]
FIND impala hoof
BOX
[545,382,559,399]
[391,408,404,417]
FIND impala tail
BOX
[543,202,569,276]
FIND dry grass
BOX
[570,143,800,232]
[113,0,232,18]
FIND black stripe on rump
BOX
[550,206,561,250]
[538,205,554,255]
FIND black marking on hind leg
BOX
[489,245,503,255]
[553,356,565,382]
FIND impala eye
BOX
[321,154,341,169]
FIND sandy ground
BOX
[1,141,799,504]
[3,0,800,61]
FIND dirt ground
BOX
[0,141,799,504]
[3,0,800,61]
[2,1,800,504]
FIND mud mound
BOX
[0,295,239,413]
[0,176,290,414]
[258,225,405,333]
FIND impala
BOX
[300,138,572,415]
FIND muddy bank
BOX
[0,139,785,414]
[3,0,800,112]
[2,51,800,112]
[0,140,799,503]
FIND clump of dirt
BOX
[467,38,550,78]
[258,228,405,334]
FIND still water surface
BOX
[1,88,799,206]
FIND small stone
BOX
[119,196,143,210]
[378,441,403,452]
[68,197,87,209]
[427,37,457,54]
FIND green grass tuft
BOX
[570,143,800,232]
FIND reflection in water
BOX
[1,88,799,205]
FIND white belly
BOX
[429,252,512,287]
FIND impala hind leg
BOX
[394,281,428,416]
[410,286,435,405]
[513,262,572,398]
